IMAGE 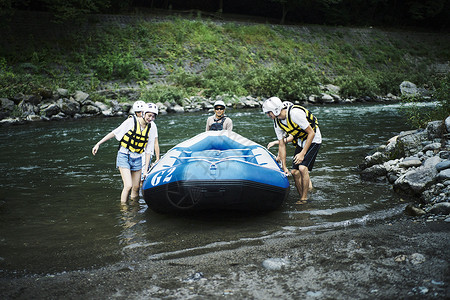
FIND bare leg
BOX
[130,170,141,200]
[291,169,303,198]
[291,166,311,204]
[119,167,133,204]
[298,165,310,200]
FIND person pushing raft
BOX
[262,97,322,204]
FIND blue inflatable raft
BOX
[142,131,289,213]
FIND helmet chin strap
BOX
[139,115,149,126]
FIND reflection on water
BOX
[0,103,419,274]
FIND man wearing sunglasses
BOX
[205,100,233,131]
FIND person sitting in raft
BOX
[92,104,158,205]
[205,100,233,131]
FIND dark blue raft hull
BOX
[142,131,290,213]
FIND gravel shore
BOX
[1,217,448,299]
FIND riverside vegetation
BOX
[0,13,449,213]
[0,13,449,126]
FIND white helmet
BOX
[262,97,283,116]
[147,102,159,115]
[214,100,226,108]
[133,100,146,113]
[282,101,294,109]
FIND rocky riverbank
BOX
[0,218,448,299]
[360,116,450,218]
[0,81,408,125]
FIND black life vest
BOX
[209,116,227,131]
[275,105,318,146]
[119,115,151,154]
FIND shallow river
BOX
[0,103,414,274]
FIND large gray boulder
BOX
[445,116,450,133]
[394,156,442,195]
[436,169,450,182]
[426,120,445,140]
[41,103,61,117]
[400,81,418,96]
[396,130,428,157]
[0,98,15,112]
[57,98,80,116]
[80,103,101,115]
[18,101,38,117]
[74,91,90,103]
[360,164,387,181]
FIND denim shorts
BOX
[116,152,142,171]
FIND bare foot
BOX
[295,199,309,205]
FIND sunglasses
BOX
[214,106,225,111]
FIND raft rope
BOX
[170,149,286,175]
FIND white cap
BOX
[214,100,226,108]
[262,97,283,116]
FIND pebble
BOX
[306,291,323,297]
[183,272,205,283]
[409,253,426,265]
[262,258,290,270]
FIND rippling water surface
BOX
[0,103,415,274]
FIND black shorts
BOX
[292,143,321,171]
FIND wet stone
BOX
[262,258,290,270]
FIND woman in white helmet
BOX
[91,104,157,205]
[262,96,322,204]
[205,100,233,131]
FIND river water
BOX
[0,103,414,275]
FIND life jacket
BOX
[119,115,151,154]
[209,116,227,131]
[275,105,318,146]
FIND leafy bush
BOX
[245,63,321,101]
[201,62,247,97]
[337,73,380,98]
[433,74,450,120]
[92,52,149,81]
[141,85,186,106]
[400,95,434,128]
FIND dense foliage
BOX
[0,13,448,123]
[1,0,449,29]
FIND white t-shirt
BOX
[274,107,322,147]
[113,117,158,158]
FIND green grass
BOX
[1,16,449,111]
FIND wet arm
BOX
[293,126,315,164]
[278,137,289,174]
[154,138,160,163]
[92,131,115,155]
[267,135,294,149]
